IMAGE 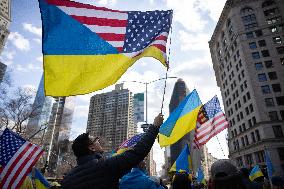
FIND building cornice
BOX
[209,0,260,47]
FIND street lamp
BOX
[122,76,178,131]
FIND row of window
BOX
[268,110,284,121]
[258,71,278,82]
[255,60,274,70]
[261,83,281,94]
[265,96,284,107]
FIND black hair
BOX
[172,172,192,189]
[213,172,247,189]
[72,133,92,157]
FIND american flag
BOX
[0,129,43,189]
[193,96,229,149]
[46,0,172,62]
[119,133,144,149]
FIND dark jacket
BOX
[61,125,159,189]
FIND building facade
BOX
[0,61,7,83]
[133,93,144,124]
[44,97,75,176]
[209,0,284,175]
[0,0,11,54]
[87,84,136,152]
[26,76,53,144]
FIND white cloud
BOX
[73,105,89,119]
[8,32,30,51]
[166,0,207,32]
[23,23,42,37]
[178,30,211,51]
[33,38,41,44]
[197,0,226,22]
[36,56,43,62]
[0,50,15,66]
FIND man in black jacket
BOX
[61,113,164,189]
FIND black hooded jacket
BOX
[61,125,159,189]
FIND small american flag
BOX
[119,133,144,149]
[193,96,229,149]
[46,0,173,62]
[0,129,43,189]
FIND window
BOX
[276,46,284,54]
[255,30,263,37]
[273,36,282,44]
[262,0,275,8]
[247,92,251,99]
[241,137,245,146]
[273,125,284,138]
[236,157,243,167]
[258,40,266,47]
[249,104,254,112]
[246,32,254,39]
[255,130,261,141]
[261,85,271,94]
[272,84,281,92]
[268,72,277,80]
[264,8,278,16]
[265,98,275,106]
[255,151,265,163]
[277,148,284,161]
[255,62,263,70]
[269,111,279,121]
[251,132,256,143]
[281,58,284,65]
[252,52,260,59]
[245,23,258,30]
[276,96,284,105]
[242,14,257,24]
[265,60,273,68]
[270,26,278,33]
[267,17,281,25]
[281,111,284,120]
[245,154,253,165]
[245,135,249,146]
[249,42,257,49]
[258,73,267,82]
[261,50,270,57]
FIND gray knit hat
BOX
[211,159,239,179]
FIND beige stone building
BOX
[0,0,11,54]
[87,84,136,153]
[209,0,284,176]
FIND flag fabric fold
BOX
[249,165,264,181]
[193,96,229,149]
[158,89,202,147]
[114,133,144,155]
[0,129,43,189]
[169,144,192,174]
[265,150,274,179]
[38,0,173,96]
[34,168,51,189]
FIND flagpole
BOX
[216,135,226,157]
[264,146,274,189]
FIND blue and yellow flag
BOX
[158,90,202,147]
[196,167,206,185]
[265,151,274,179]
[169,144,192,174]
[249,165,264,181]
[34,168,50,189]
[38,0,173,96]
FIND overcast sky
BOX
[0,0,229,174]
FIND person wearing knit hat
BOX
[210,159,248,189]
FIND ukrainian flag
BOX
[38,0,172,96]
[159,90,202,147]
[197,167,206,185]
[169,144,192,174]
[249,165,264,181]
[34,169,50,189]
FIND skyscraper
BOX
[133,93,145,124]
[0,0,11,54]
[209,0,284,175]
[0,61,7,83]
[26,76,53,143]
[87,84,136,153]
[44,97,75,176]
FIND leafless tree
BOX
[0,87,43,136]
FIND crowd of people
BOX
[57,114,283,189]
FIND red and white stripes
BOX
[0,142,43,189]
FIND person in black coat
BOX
[61,114,164,189]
